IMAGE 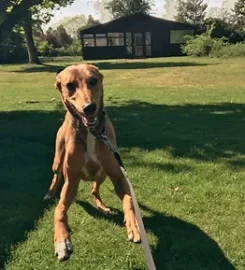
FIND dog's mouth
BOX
[81,113,98,127]
[64,100,98,128]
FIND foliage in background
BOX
[175,0,208,30]
[181,22,245,58]
[181,23,226,57]
[36,25,81,57]
[1,0,245,63]
[232,0,245,30]
[204,17,245,43]
[105,0,153,19]
[0,31,28,63]
[213,41,245,57]
[0,0,76,63]
[51,15,87,38]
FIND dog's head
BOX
[55,64,104,127]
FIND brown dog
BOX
[44,64,140,261]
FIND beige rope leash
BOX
[120,167,157,270]
[94,133,157,270]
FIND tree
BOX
[0,31,28,64]
[56,25,73,46]
[105,0,153,19]
[175,0,208,27]
[22,0,75,63]
[22,9,41,64]
[44,25,73,48]
[93,0,111,23]
[0,0,43,42]
[0,0,74,63]
[86,15,101,27]
[232,0,245,29]
[163,0,178,21]
[54,15,87,38]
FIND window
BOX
[83,34,95,47]
[145,32,152,57]
[95,34,107,47]
[108,33,124,46]
[126,32,132,56]
[170,30,194,44]
[126,32,132,46]
[134,33,143,46]
[145,46,152,56]
[145,32,151,45]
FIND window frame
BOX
[170,30,194,44]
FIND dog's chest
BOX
[79,131,103,181]
[85,131,98,163]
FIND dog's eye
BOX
[89,77,98,87]
[66,82,76,93]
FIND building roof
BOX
[80,13,195,34]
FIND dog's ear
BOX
[99,72,104,82]
[56,68,64,75]
[54,68,63,91]
[88,63,103,82]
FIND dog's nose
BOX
[83,102,97,115]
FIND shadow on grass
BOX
[77,201,124,227]
[92,61,212,70]
[105,100,245,167]
[78,201,235,270]
[0,110,65,268]
[1,100,244,268]
[13,60,213,73]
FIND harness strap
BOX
[94,133,156,270]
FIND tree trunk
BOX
[22,11,41,64]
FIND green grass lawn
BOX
[0,56,245,270]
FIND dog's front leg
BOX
[54,141,85,261]
[96,142,141,243]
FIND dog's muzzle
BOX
[82,102,98,127]
[64,99,98,128]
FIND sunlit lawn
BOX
[0,56,245,270]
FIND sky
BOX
[46,0,232,29]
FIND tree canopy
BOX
[105,0,153,19]
[0,0,74,43]
[175,0,208,26]
[232,0,245,29]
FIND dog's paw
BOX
[98,205,111,216]
[55,240,73,262]
[124,210,141,243]
[43,191,55,201]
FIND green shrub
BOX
[37,41,58,57]
[209,38,228,57]
[181,21,245,58]
[215,42,245,58]
[56,40,82,56]
[181,23,227,57]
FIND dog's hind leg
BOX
[44,168,63,200]
[91,173,110,215]
[44,122,66,200]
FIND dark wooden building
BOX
[80,13,195,60]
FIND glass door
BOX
[145,32,152,57]
[134,33,143,57]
